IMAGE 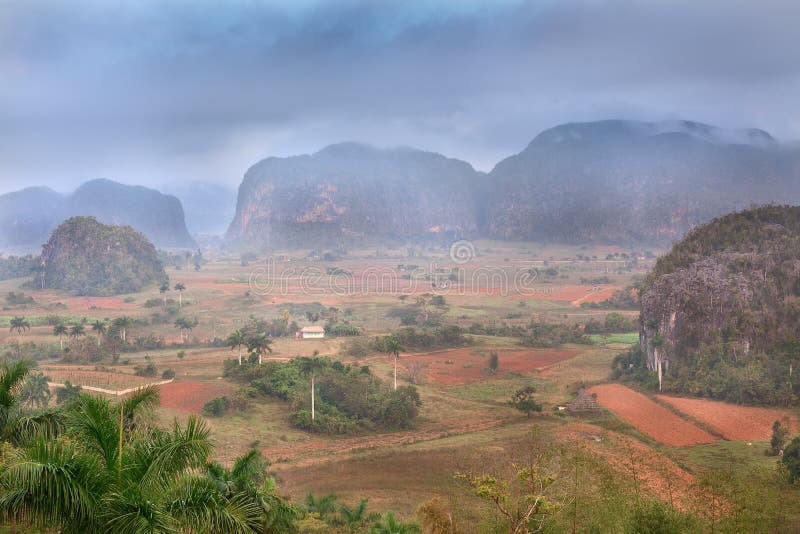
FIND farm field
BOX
[13,242,800,528]
[588,383,717,446]
[657,394,799,441]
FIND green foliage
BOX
[225,358,421,434]
[55,380,82,405]
[625,500,690,534]
[202,396,230,417]
[519,322,591,348]
[0,255,38,281]
[133,362,158,377]
[508,386,542,417]
[37,216,167,296]
[5,291,33,306]
[161,369,175,380]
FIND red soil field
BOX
[656,395,799,441]
[588,384,717,447]
[158,381,233,413]
[397,347,579,386]
[66,296,137,311]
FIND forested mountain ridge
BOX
[0,179,195,250]
[637,205,800,404]
[38,216,167,296]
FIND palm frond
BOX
[0,435,105,531]
[64,393,119,470]
[167,474,261,534]
[135,415,212,489]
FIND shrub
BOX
[161,369,175,379]
[202,396,230,417]
[134,362,158,377]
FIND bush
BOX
[134,362,158,377]
[202,396,230,417]
[161,369,175,379]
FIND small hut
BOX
[566,389,601,415]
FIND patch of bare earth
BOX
[393,348,579,386]
[588,384,716,446]
[657,395,799,441]
[158,381,233,413]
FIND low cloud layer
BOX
[2,0,799,192]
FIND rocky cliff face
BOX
[226,143,483,248]
[0,179,195,250]
[485,120,800,244]
[638,205,800,400]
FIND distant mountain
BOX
[226,120,800,249]
[38,216,167,296]
[485,119,800,244]
[225,143,483,248]
[0,187,65,249]
[163,181,237,235]
[0,179,195,250]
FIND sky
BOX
[1,0,799,193]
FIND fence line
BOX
[48,378,174,396]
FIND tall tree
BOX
[297,353,325,421]
[382,336,403,391]
[111,316,134,343]
[226,329,247,366]
[175,317,198,344]
[90,320,107,347]
[9,316,30,339]
[20,372,51,409]
[69,324,85,341]
[53,323,68,350]
[246,334,273,365]
[174,282,186,308]
[159,281,170,308]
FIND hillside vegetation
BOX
[636,205,800,404]
[39,216,167,296]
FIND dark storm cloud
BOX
[1,0,799,191]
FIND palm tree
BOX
[369,512,421,533]
[9,316,30,339]
[297,353,325,421]
[90,320,107,347]
[0,359,33,438]
[69,324,85,341]
[383,336,403,391]
[159,281,170,308]
[305,492,339,521]
[20,372,51,409]
[53,323,68,350]
[174,282,186,308]
[205,449,302,531]
[335,499,379,532]
[175,317,198,344]
[226,329,247,366]
[111,316,134,343]
[0,387,266,533]
[246,334,272,365]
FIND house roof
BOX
[300,326,325,333]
